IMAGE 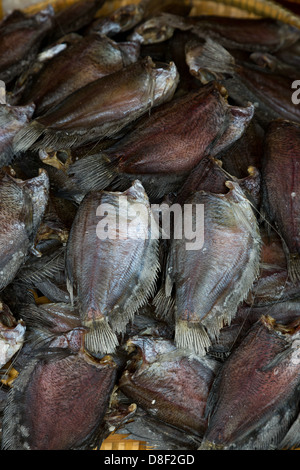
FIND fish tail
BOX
[67,153,117,193]
[175,320,211,356]
[13,121,45,153]
[84,318,119,355]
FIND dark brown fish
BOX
[86,3,144,37]
[200,315,300,450]
[86,0,191,37]
[17,34,140,117]
[262,120,300,282]
[0,7,54,84]
[186,38,300,126]
[68,82,254,198]
[13,57,179,152]
[66,181,160,355]
[276,39,300,68]
[156,181,261,356]
[0,170,49,292]
[119,336,220,437]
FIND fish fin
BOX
[13,121,45,153]
[287,253,300,284]
[152,287,175,320]
[193,38,236,76]
[67,154,117,193]
[175,320,211,356]
[84,318,119,355]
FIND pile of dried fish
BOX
[0,0,299,451]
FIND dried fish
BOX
[0,301,25,368]
[200,315,300,450]
[13,57,179,152]
[0,170,49,291]
[2,348,117,450]
[119,336,220,437]
[129,13,300,50]
[0,98,35,168]
[0,7,54,84]
[158,181,261,356]
[51,0,105,39]
[66,181,160,355]
[17,34,140,116]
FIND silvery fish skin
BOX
[13,57,179,152]
[66,181,160,355]
[159,181,261,356]
[0,170,49,291]
[262,120,300,282]
[0,301,25,368]
[18,34,140,117]
[119,336,220,437]
[67,82,253,199]
[276,39,300,68]
[86,4,145,37]
[200,315,300,450]
[186,38,300,126]
[2,346,117,450]
[0,101,35,168]
[0,7,54,84]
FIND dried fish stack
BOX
[0,0,298,451]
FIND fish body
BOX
[66,181,160,355]
[14,57,179,151]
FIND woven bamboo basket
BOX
[1,0,299,452]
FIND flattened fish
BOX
[160,181,261,356]
[0,170,49,291]
[68,82,254,198]
[129,13,299,50]
[66,181,160,355]
[2,346,117,450]
[119,336,219,437]
[52,0,105,39]
[13,57,179,152]
[0,301,25,368]
[0,7,54,84]
[185,38,300,125]
[18,34,140,116]
[262,120,300,282]
[200,315,300,450]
